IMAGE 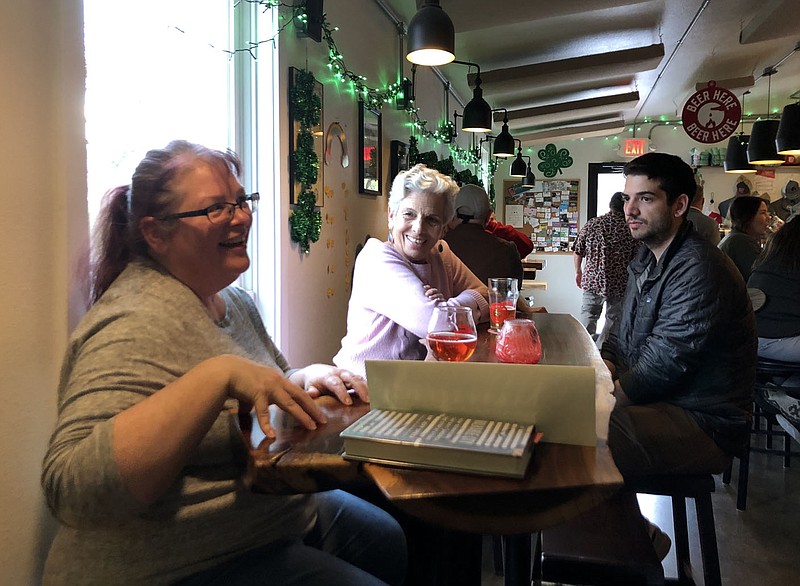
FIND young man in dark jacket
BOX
[600,152,756,557]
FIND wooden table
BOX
[244,313,622,584]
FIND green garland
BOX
[289,68,322,254]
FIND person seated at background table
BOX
[601,152,756,559]
[687,183,720,245]
[333,164,489,378]
[40,140,406,586]
[748,216,800,422]
[718,195,770,281]
[485,210,534,258]
[443,183,524,288]
[748,216,800,364]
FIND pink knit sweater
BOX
[333,238,489,377]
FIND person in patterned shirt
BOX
[573,192,639,345]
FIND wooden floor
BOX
[481,432,800,585]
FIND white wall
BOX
[493,126,800,319]
[0,0,86,582]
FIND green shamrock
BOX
[537,143,573,177]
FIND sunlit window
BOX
[84,0,234,228]
[83,0,278,326]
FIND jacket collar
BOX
[630,219,693,279]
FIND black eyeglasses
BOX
[158,192,259,224]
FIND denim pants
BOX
[174,490,407,586]
[580,290,622,348]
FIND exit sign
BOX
[623,138,648,157]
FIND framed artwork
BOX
[359,101,382,195]
[288,66,324,206]
[390,140,409,183]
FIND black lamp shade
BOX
[748,119,785,165]
[522,164,536,188]
[776,103,800,156]
[461,86,493,132]
[510,152,526,177]
[493,123,515,157]
[406,2,455,66]
[724,134,756,174]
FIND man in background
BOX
[444,184,524,288]
[687,183,721,244]
[572,192,639,346]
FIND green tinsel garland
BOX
[289,68,322,254]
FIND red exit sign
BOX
[623,138,648,157]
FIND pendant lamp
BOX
[724,134,756,173]
[776,102,800,156]
[492,108,515,157]
[747,67,785,165]
[748,120,785,165]
[509,140,526,177]
[450,61,493,132]
[522,156,536,188]
[406,1,455,66]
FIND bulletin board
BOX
[502,179,580,253]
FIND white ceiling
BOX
[382,0,800,145]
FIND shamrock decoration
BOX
[289,68,322,254]
[537,143,573,178]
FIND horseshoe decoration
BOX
[325,122,350,168]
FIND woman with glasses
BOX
[41,140,406,586]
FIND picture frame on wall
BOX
[288,66,324,206]
[390,140,408,184]
[359,101,382,195]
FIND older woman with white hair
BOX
[334,164,489,377]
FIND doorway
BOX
[587,162,626,219]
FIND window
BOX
[84,0,278,333]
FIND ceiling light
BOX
[492,108,515,157]
[406,0,455,66]
[748,120,785,165]
[509,140,526,177]
[747,68,785,165]
[724,134,756,173]
[776,102,800,156]
[451,60,493,132]
[522,157,536,188]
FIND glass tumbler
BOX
[496,319,542,364]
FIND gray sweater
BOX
[41,259,314,585]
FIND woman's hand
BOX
[423,284,446,302]
[290,364,369,405]
[224,356,327,439]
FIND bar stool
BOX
[627,474,721,586]
[722,357,798,511]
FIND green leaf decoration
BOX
[537,143,573,178]
[289,190,322,254]
[289,68,322,254]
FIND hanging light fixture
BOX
[510,139,526,177]
[406,0,455,66]
[748,67,785,165]
[522,156,536,188]
[724,135,756,174]
[725,91,756,174]
[491,108,515,157]
[448,60,493,132]
[776,101,800,156]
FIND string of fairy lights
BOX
[229,1,487,173]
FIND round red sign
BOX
[681,81,741,144]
